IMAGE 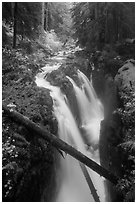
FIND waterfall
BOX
[36,65,106,202]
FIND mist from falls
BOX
[36,64,106,202]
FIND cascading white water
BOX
[36,65,106,202]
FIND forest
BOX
[2,2,135,202]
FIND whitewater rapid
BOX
[36,60,106,202]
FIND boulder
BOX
[115,59,135,92]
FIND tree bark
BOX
[2,105,118,185]
[13,2,17,48]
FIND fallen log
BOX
[2,105,118,184]
[79,162,100,202]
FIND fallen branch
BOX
[79,162,100,202]
[2,105,118,184]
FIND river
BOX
[35,48,106,202]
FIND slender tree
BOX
[45,3,48,31]
[13,2,17,48]
[41,2,45,32]
[72,2,135,51]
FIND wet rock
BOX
[99,60,135,201]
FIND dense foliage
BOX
[45,3,73,39]
[2,2,73,47]
[2,3,41,39]
[2,44,58,201]
[72,2,135,51]
[116,89,135,201]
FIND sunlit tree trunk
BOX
[39,2,45,41]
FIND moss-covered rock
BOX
[115,59,135,92]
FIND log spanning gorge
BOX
[35,54,106,202]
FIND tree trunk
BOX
[41,2,45,32]
[79,162,100,202]
[11,2,14,19]
[2,105,118,185]
[105,8,108,43]
[45,3,48,32]
[13,2,17,48]
[21,21,24,41]
[95,3,98,20]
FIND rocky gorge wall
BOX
[98,60,135,201]
[67,50,135,201]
